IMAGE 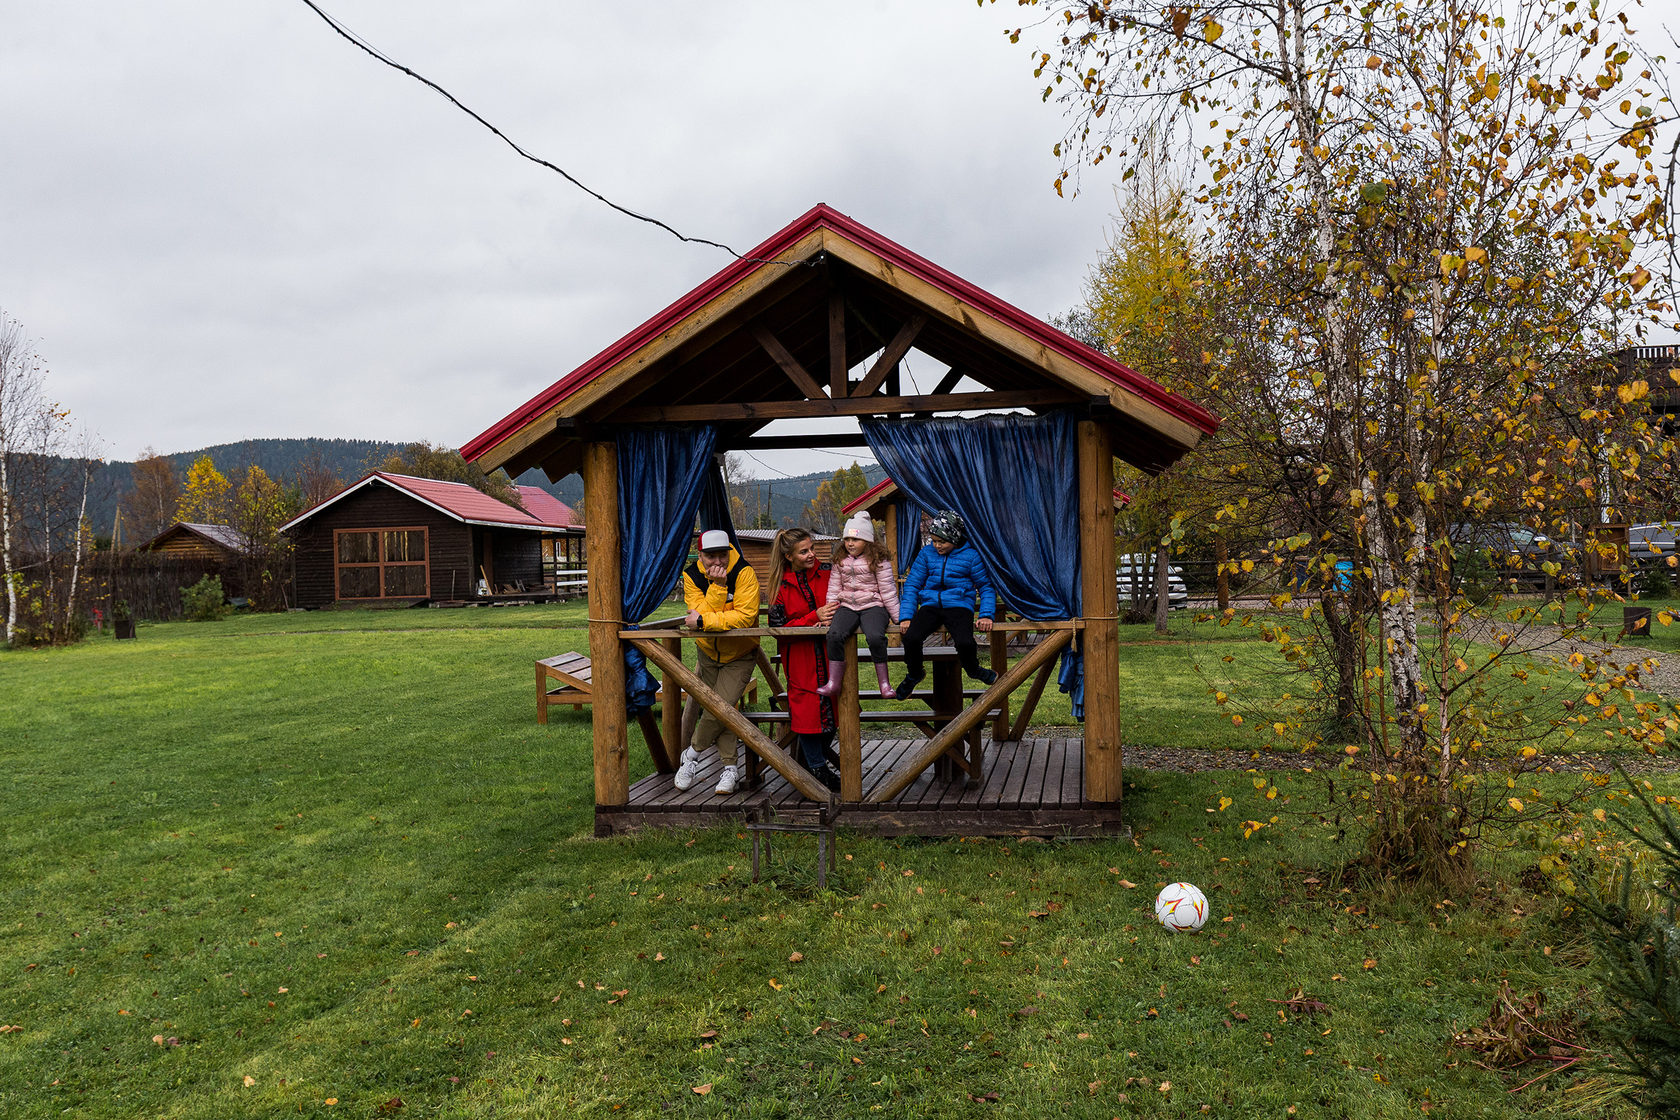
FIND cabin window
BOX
[334,527,429,599]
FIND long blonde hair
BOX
[767,527,814,595]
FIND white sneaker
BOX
[673,748,701,791]
[714,766,739,796]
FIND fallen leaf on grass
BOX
[692,1084,712,1095]
[966,1090,1000,1102]
[700,1030,719,1040]
[324,1099,338,1107]
[1159,1081,1172,1093]
[374,1099,404,1116]
[767,978,783,991]
[654,952,665,961]
[0,1025,21,1034]
[242,1076,256,1088]
[1363,959,1377,970]
[789,952,804,963]
[1117,879,1138,889]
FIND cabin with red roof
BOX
[280,472,582,608]
[461,203,1217,835]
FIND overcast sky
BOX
[6,1,1679,480]
[3,1,1137,478]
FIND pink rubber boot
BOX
[875,662,894,699]
[816,660,846,697]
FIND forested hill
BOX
[75,438,882,538]
[523,462,885,527]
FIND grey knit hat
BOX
[927,510,966,546]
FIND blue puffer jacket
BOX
[900,543,996,620]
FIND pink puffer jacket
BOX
[824,553,899,617]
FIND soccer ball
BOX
[1153,882,1209,933]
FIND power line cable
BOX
[297,0,792,263]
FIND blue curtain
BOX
[862,411,1085,718]
[894,495,922,575]
[696,458,738,549]
[616,426,719,714]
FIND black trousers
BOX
[826,605,891,663]
[798,730,836,773]
[900,605,983,678]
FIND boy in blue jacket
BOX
[894,510,997,701]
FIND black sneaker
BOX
[818,766,842,793]
[974,667,998,686]
[893,673,923,701]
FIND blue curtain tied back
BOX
[616,426,723,715]
[861,411,1086,719]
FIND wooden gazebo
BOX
[461,205,1217,835]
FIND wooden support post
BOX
[838,641,862,802]
[1079,420,1123,803]
[989,628,1009,741]
[1007,656,1058,743]
[884,504,899,577]
[754,645,785,703]
[536,662,551,726]
[583,441,629,810]
[660,635,683,768]
[868,630,1072,804]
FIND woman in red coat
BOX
[765,528,841,793]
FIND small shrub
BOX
[1637,561,1675,599]
[1452,546,1496,604]
[181,575,230,621]
[1585,780,1680,1115]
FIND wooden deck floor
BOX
[596,738,1126,837]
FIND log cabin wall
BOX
[488,529,546,591]
[290,484,473,608]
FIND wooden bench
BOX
[537,652,757,725]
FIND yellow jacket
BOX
[681,545,760,664]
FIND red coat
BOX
[770,563,834,735]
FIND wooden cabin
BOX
[461,203,1218,835]
[281,472,581,607]
[136,522,250,562]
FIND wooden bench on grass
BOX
[536,651,757,725]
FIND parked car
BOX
[1450,522,1579,590]
[1117,554,1189,609]
[1630,522,1679,566]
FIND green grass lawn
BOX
[0,607,1654,1117]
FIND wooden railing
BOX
[621,618,1082,805]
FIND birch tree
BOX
[0,315,52,646]
[1003,0,1675,878]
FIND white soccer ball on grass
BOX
[1153,882,1209,933]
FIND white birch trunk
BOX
[65,457,90,636]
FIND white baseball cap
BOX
[699,529,731,552]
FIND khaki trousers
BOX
[691,648,754,764]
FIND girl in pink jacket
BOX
[818,514,901,699]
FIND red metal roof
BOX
[514,485,579,528]
[279,472,575,533]
[841,477,898,516]
[460,203,1219,465]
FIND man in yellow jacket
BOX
[675,530,761,795]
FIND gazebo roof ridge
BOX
[460,204,1219,479]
